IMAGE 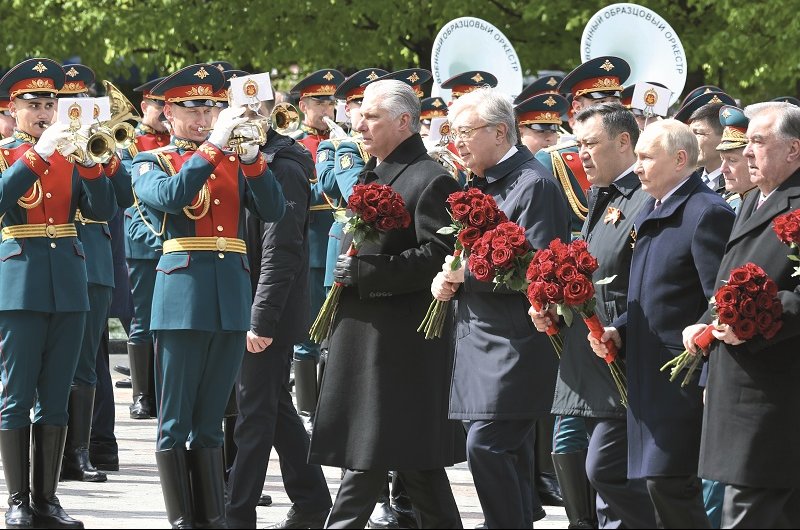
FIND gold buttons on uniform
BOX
[50,242,56,248]
[229,156,236,162]
[213,199,220,205]
[217,225,223,232]
[48,218,54,223]
[45,192,52,199]
[3,150,9,156]
[566,155,573,161]
[44,170,49,175]
[218,253,225,259]
[210,173,216,180]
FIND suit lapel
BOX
[728,171,800,245]
[368,134,428,186]
[635,174,701,231]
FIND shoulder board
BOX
[144,144,179,155]
[127,143,139,157]
[0,137,16,147]
[543,139,578,153]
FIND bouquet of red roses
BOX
[661,262,783,387]
[309,183,411,343]
[418,188,507,339]
[773,209,800,277]
[527,239,625,405]
[467,221,533,290]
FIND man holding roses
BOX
[683,101,800,528]
[589,119,734,528]
[431,87,570,528]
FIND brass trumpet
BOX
[225,103,301,154]
[35,121,114,165]
[427,121,465,181]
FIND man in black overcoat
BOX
[683,101,800,528]
[308,80,465,529]
[225,123,332,529]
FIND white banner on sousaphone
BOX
[581,3,687,106]
[431,17,523,102]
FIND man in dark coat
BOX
[225,123,333,528]
[532,103,657,529]
[590,119,735,528]
[308,80,465,529]
[431,86,569,529]
[683,101,800,528]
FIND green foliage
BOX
[1,0,797,101]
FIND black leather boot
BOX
[61,385,106,483]
[1,427,33,528]
[390,473,418,529]
[552,450,596,529]
[187,447,227,529]
[535,416,564,507]
[128,342,156,419]
[293,357,318,418]
[30,424,84,529]
[155,448,194,529]
[368,478,399,529]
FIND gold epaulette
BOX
[543,139,578,153]
[549,146,588,222]
[127,144,139,157]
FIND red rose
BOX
[492,236,511,249]
[447,191,466,205]
[466,187,483,197]
[348,195,364,211]
[398,211,411,229]
[526,263,541,282]
[742,281,760,296]
[544,281,564,304]
[491,247,515,268]
[717,306,738,324]
[458,227,482,248]
[739,297,757,318]
[556,263,579,282]
[363,189,380,205]
[755,292,774,310]
[563,276,595,306]
[576,252,599,274]
[472,240,490,259]
[549,238,567,252]
[715,285,739,308]
[377,199,392,215]
[376,217,396,231]
[763,279,778,298]
[468,209,487,228]
[756,311,774,335]
[785,220,800,240]
[732,318,758,340]
[470,198,484,209]
[527,281,547,306]
[508,233,527,248]
[729,268,751,286]
[452,203,471,221]
[362,206,378,223]
[535,249,555,264]
[539,260,556,279]
[469,256,494,282]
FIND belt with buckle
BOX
[162,236,246,254]
[1,223,78,241]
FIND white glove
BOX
[240,143,261,164]
[74,124,97,167]
[208,106,247,149]
[33,122,71,160]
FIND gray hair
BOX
[575,102,640,146]
[744,101,800,141]
[363,80,421,134]
[448,86,518,145]
[641,119,699,168]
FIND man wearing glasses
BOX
[432,86,571,528]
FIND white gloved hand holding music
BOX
[33,122,71,160]
[208,106,247,149]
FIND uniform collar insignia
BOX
[173,137,199,151]
[13,129,37,144]
[301,123,324,136]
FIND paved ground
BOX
[0,352,569,528]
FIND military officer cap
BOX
[673,91,736,124]
[716,105,748,151]
[441,70,498,99]
[59,64,94,97]
[368,69,432,99]
[559,56,630,100]
[772,96,800,106]
[621,82,668,116]
[134,77,166,103]
[209,61,234,74]
[420,97,448,122]
[681,85,722,107]
[514,93,568,132]
[214,69,250,108]
[0,58,64,100]
[150,63,224,108]
[334,68,388,102]
[513,75,563,105]
[290,69,346,101]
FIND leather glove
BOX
[207,106,247,149]
[239,143,261,164]
[333,254,357,286]
[33,122,71,160]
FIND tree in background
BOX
[1,0,796,103]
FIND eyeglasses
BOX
[449,123,492,141]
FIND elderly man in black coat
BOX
[683,102,800,528]
[531,103,657,529]
[431,87,570,529]
[308,80,465,529]
[225,124,332,529]
[590,119,735,528]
